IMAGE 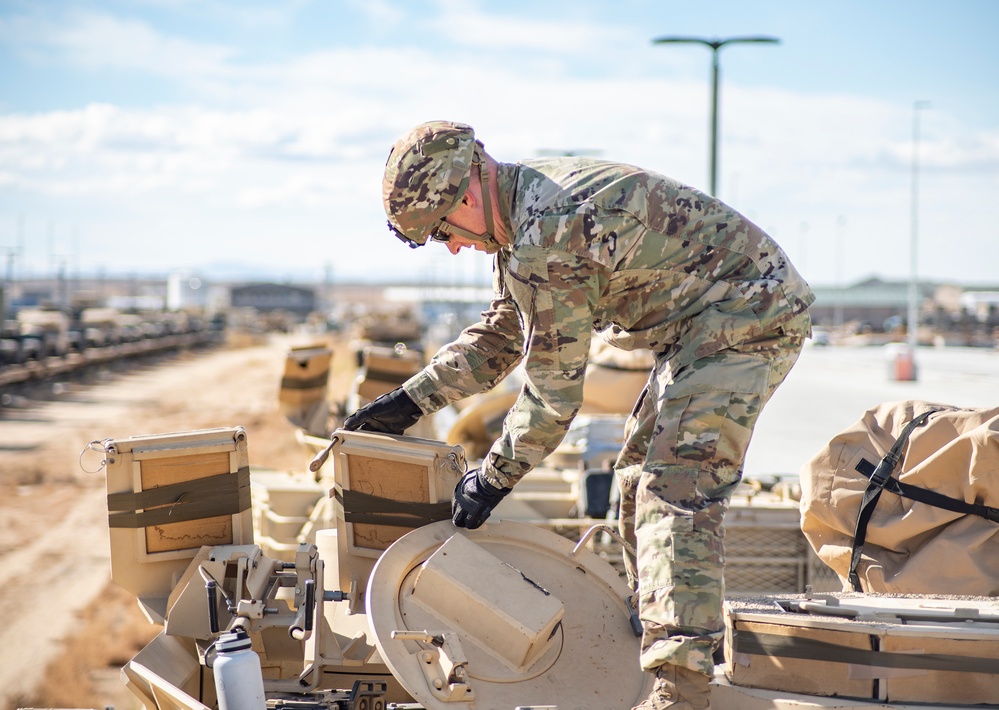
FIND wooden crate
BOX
[724,593,999,705]
[277,343,332,422]
[353,345,423,403]
[104,427,253,623]
[329,430,465,599]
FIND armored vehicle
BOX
[89,423,998,710]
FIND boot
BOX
[631,664,711,710]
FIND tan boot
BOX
[631,664,711,710]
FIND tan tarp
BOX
[800,400,999,594]
[580,339,653,415]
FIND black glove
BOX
[452,468,511,529]
[342,388,423,434]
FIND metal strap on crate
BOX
[280,372,330,390]
[107,466,252,528]
[362,367,415,386]
[733,628,999,675]
[334,488,452,528]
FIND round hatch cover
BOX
[366,520,652,709]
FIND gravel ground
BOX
[0,333,328,709]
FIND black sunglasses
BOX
[387,219,452,248]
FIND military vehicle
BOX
[54,334,997,710]
[95,425,653,709]
[89,421,999,710]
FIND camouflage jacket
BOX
[404,158,814,489]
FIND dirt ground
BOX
[0,332,351,710]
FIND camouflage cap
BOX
[382,120,478,248]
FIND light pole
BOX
[907,100,931,379]
[835,215,847,333]
[652,35,780,196]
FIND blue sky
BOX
[1,0,997,287]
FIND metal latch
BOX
[391,630,475,702]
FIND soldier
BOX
[344,120,813,710]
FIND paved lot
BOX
[744,343,999,479]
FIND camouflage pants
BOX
[614,313,809,676]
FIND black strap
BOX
[855,460,999,523]
[847,410,939,591]
[107,467,252,528]
[362,368,414,386]
[733,628,999,675]
[280,372,329,390]
[334,489,451,528]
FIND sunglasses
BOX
[387,220,453,249]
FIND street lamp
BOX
[652,35,780,196]
[835,215,847,332]
[906,100,931,379]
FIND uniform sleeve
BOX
[481,244,610,489]
[403,292,525,414]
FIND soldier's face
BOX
[442,232,489,254]
[441,191,489,254]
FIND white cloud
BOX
[2,1,997,286]
[347,0,404,26]
[11,9,236,80]
[427,0,626,53]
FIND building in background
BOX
[229,282,317,332]
[808,277,999,346]
[167,271,208,311]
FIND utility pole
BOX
[652,35,780,196]
[835,215,847,333]
[906,100,931,380]
[2,215,25,320]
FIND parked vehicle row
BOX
[0,308,224,387]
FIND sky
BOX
[1,0,997,289]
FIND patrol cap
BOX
[382,120,478,248]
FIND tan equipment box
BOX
[347,345,434,438]
[277,343,332,435]
[353,344,423,404]
[104,426,254,623]
[327,429,465,601]
[724,593,999,705]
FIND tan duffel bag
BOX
[800,400,999,594]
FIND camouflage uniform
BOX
[402,157,813,675]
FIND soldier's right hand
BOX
[342,387,423,434]
[452,468,511,529]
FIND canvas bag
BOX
[799,400,999,594]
